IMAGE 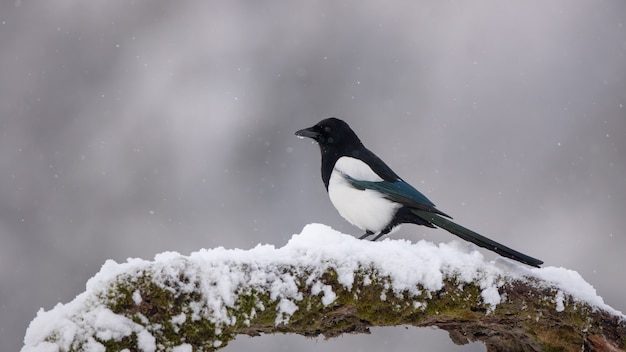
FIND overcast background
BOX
[2,1,625,351]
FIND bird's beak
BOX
[295,126,320,140]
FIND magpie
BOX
[295,117,543,267]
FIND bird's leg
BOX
[371,227,393,241]
[359,230,374,240]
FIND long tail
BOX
[411,209,543,268]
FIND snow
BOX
[171,344,192,352]
[531,266,616,313]
[132,290,142,305]
[554,290,566,312]
[21,223,624,352]
[136,330,156,352]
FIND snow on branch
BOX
[22,224,625,352]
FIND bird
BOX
[295,117,543,267]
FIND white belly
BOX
[327,157,401,233]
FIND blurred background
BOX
[2,1,625,351]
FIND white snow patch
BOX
[555,290,565,312]
[93,307,138,341]
[132,290,142,305]
[21,223,624,352]
[531,266,621,316]
[311,281,337,306]
[171,313,186,326]
[321,284,337,306]
[172,344,192,352]
[275,299,299,325]
[136,330,156,352]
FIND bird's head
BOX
[295,117,361,154]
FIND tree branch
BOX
[22,225,625,352]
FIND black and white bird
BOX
[295,117,543,267]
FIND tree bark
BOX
[94,265,624,352]
[22,233,626,352]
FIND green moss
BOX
[95,270,230,351]
[63,264,622,351]
[421,278,484,319]
[93,333,139,352]
[488,281,616,351]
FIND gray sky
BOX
[2,1,625,351]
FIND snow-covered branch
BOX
[22,224,625,352]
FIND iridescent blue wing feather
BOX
[344,176,451,218]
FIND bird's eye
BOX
[324,126,331,132]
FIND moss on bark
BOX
[92,267,624,352]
